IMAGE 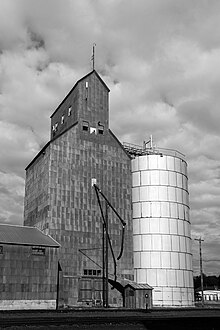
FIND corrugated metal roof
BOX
[124,282,153,290]
[0,224,60,247]
[108,275,153,290]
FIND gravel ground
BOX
[1,308,220,330]
[0,322,147,330]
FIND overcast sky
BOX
[0,0,220,275]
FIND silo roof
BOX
[0,224,60,247]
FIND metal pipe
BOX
[94,184,117,281]
[56,261,62,310]
[105,202,109,308]
[94,184,126,227]
[102,222,105,307]
[94,184,126,260]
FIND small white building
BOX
[197,290,220,302]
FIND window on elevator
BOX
[98,125,104,135]
[82,121,89,131]
[83,269,101,276]
[98,122,104,135]
[68,106,72,116]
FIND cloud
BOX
[0,122,39,175]
[0,171,24,224]
[0,0,219,274]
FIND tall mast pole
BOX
[195,237,204,307]
[92,43,96,70]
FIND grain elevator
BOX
[24,69,194,308]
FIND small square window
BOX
[82,121,89,131]
[93,270,96,276]
[52,123,58,132]
[85,82,89,100]
[97,270,101,276]
[90,127,97,134]
[98,127,104,134]
[84,269,88,275]
[98,122,104,135]
[68,106,72,116]
[88,269,92,276]
[61,115,65,124]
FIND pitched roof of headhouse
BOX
[50,70,110,118]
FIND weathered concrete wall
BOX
[0,299,56,310]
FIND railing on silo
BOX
[123,142,185,160]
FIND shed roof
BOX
[0,224,60,247]
[124,282,153,290]
[108,275,153,291]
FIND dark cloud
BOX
[0,185,10,195]
[0,0,219,273]
[27,29,45,50]
[178,98,220,134]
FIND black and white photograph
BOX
[0,0,220,328]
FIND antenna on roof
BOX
[91,43,96,70]
[143,135,153,150]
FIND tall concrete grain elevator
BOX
[24,66,194,308]
[124,140,194,307]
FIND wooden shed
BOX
[124,282,153,309]
[0,224,60,310]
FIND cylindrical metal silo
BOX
[131,148,194,307]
